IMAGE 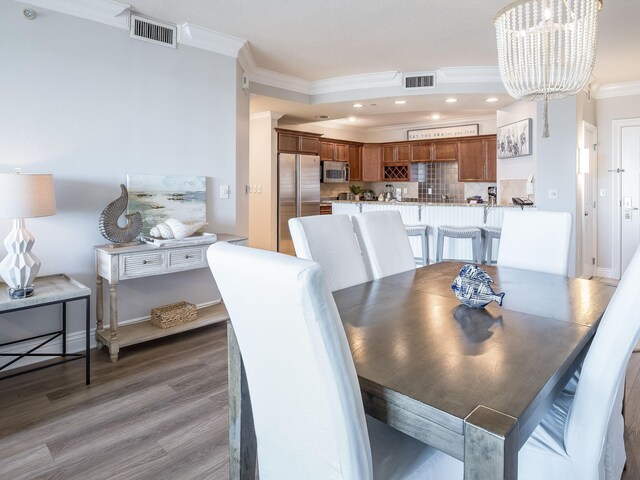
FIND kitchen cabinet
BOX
[458,136,497,182]
[362,144,382,181]
[276,129,321,154]
[411,143,432,162]
[383,144,410,163]
[348,144,362,181]
[410,141,457,162]
[383,164,409,181]
[320,140,349,162]
[433,142,458,162]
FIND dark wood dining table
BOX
[227,262,616,480]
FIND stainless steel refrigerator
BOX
[278,153,320,255]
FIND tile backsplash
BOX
[320,163,497,203]
[498,179,534,205]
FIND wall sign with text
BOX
[407,124,479,141]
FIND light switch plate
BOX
[220,185,230,199]
[548,189,559,199]
[600,189,606,197]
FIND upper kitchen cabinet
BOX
[410,143,432,162]
[276,128,322,154]
[457,136,497,182]
[382,143,410,163]
[319,139,349,162]
[362,144,382,181]
[433,142,458,162]
[348,144,362,181]
[410,140,456,162]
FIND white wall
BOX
[249,112,280,250]
[595,93,640,273]
[0,4,247,349]
[535,96,578,276]
[365,116,497,143]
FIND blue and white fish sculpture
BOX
[451,264,505,308]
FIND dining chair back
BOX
[289,214,369,291]
[497,210,572,275]
[352,210,416,279]
[207,242,372,479]
[565,245,640,479]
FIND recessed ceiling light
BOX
[314,115,330,119]
[394,100,407,105]
[486,97,499,102]
[348,116,357,122]
[431,114,441,120]
[445,98,458,103]
[353,103,364,108]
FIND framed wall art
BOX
[497,118,532,159]
[126,175,206,235]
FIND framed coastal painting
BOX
[127,175,206,235]
[497,118,532,159]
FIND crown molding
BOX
[366,114,496,132]
[596,81,640,99]
[178,23,245,58]
[311,71,402,95]
[18,0,130,28]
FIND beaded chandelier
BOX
[494,0,602,137]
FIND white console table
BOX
[94,234,246,362]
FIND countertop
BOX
[330,200,531,208]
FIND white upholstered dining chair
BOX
[497,210,572,275]
[431,244,640,480]
[351,210,416,280]
[207,242,462,480]
[288,214,369,291]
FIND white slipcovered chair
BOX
[207,242,462,480]
[432,244,640,479]
[288,214,369,291]
[497,210,572,275]
[352,210,416,280]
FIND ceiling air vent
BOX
[404,72,436,89]
[130,14,177,48]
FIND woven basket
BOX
[151,301,197,329]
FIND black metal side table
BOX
[0,274,91,384]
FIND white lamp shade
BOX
[0,173,56,219]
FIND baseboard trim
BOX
[595,267,615,279]
[0,300,221,372]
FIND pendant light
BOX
[494,0,602,137]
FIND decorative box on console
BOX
[151,301,197,329]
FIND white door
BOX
[581,123,598,278]
[621,124,640,275]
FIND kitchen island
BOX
[332,200,533,263]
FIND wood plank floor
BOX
[1,321,639,479]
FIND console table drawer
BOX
[120,252,166,279]
[168,246,207,271]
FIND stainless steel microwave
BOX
[321,161,349,183]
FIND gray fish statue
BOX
[451,264,505,308]
[98,184,143,244]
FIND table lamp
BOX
[0,170,56,299]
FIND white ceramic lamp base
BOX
[0,219,41,299]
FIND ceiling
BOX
[125,0,640,127]
[250,93,514,128]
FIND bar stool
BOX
[404,224,429,266]
[481,226,502,265]
[436,226,482,263]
